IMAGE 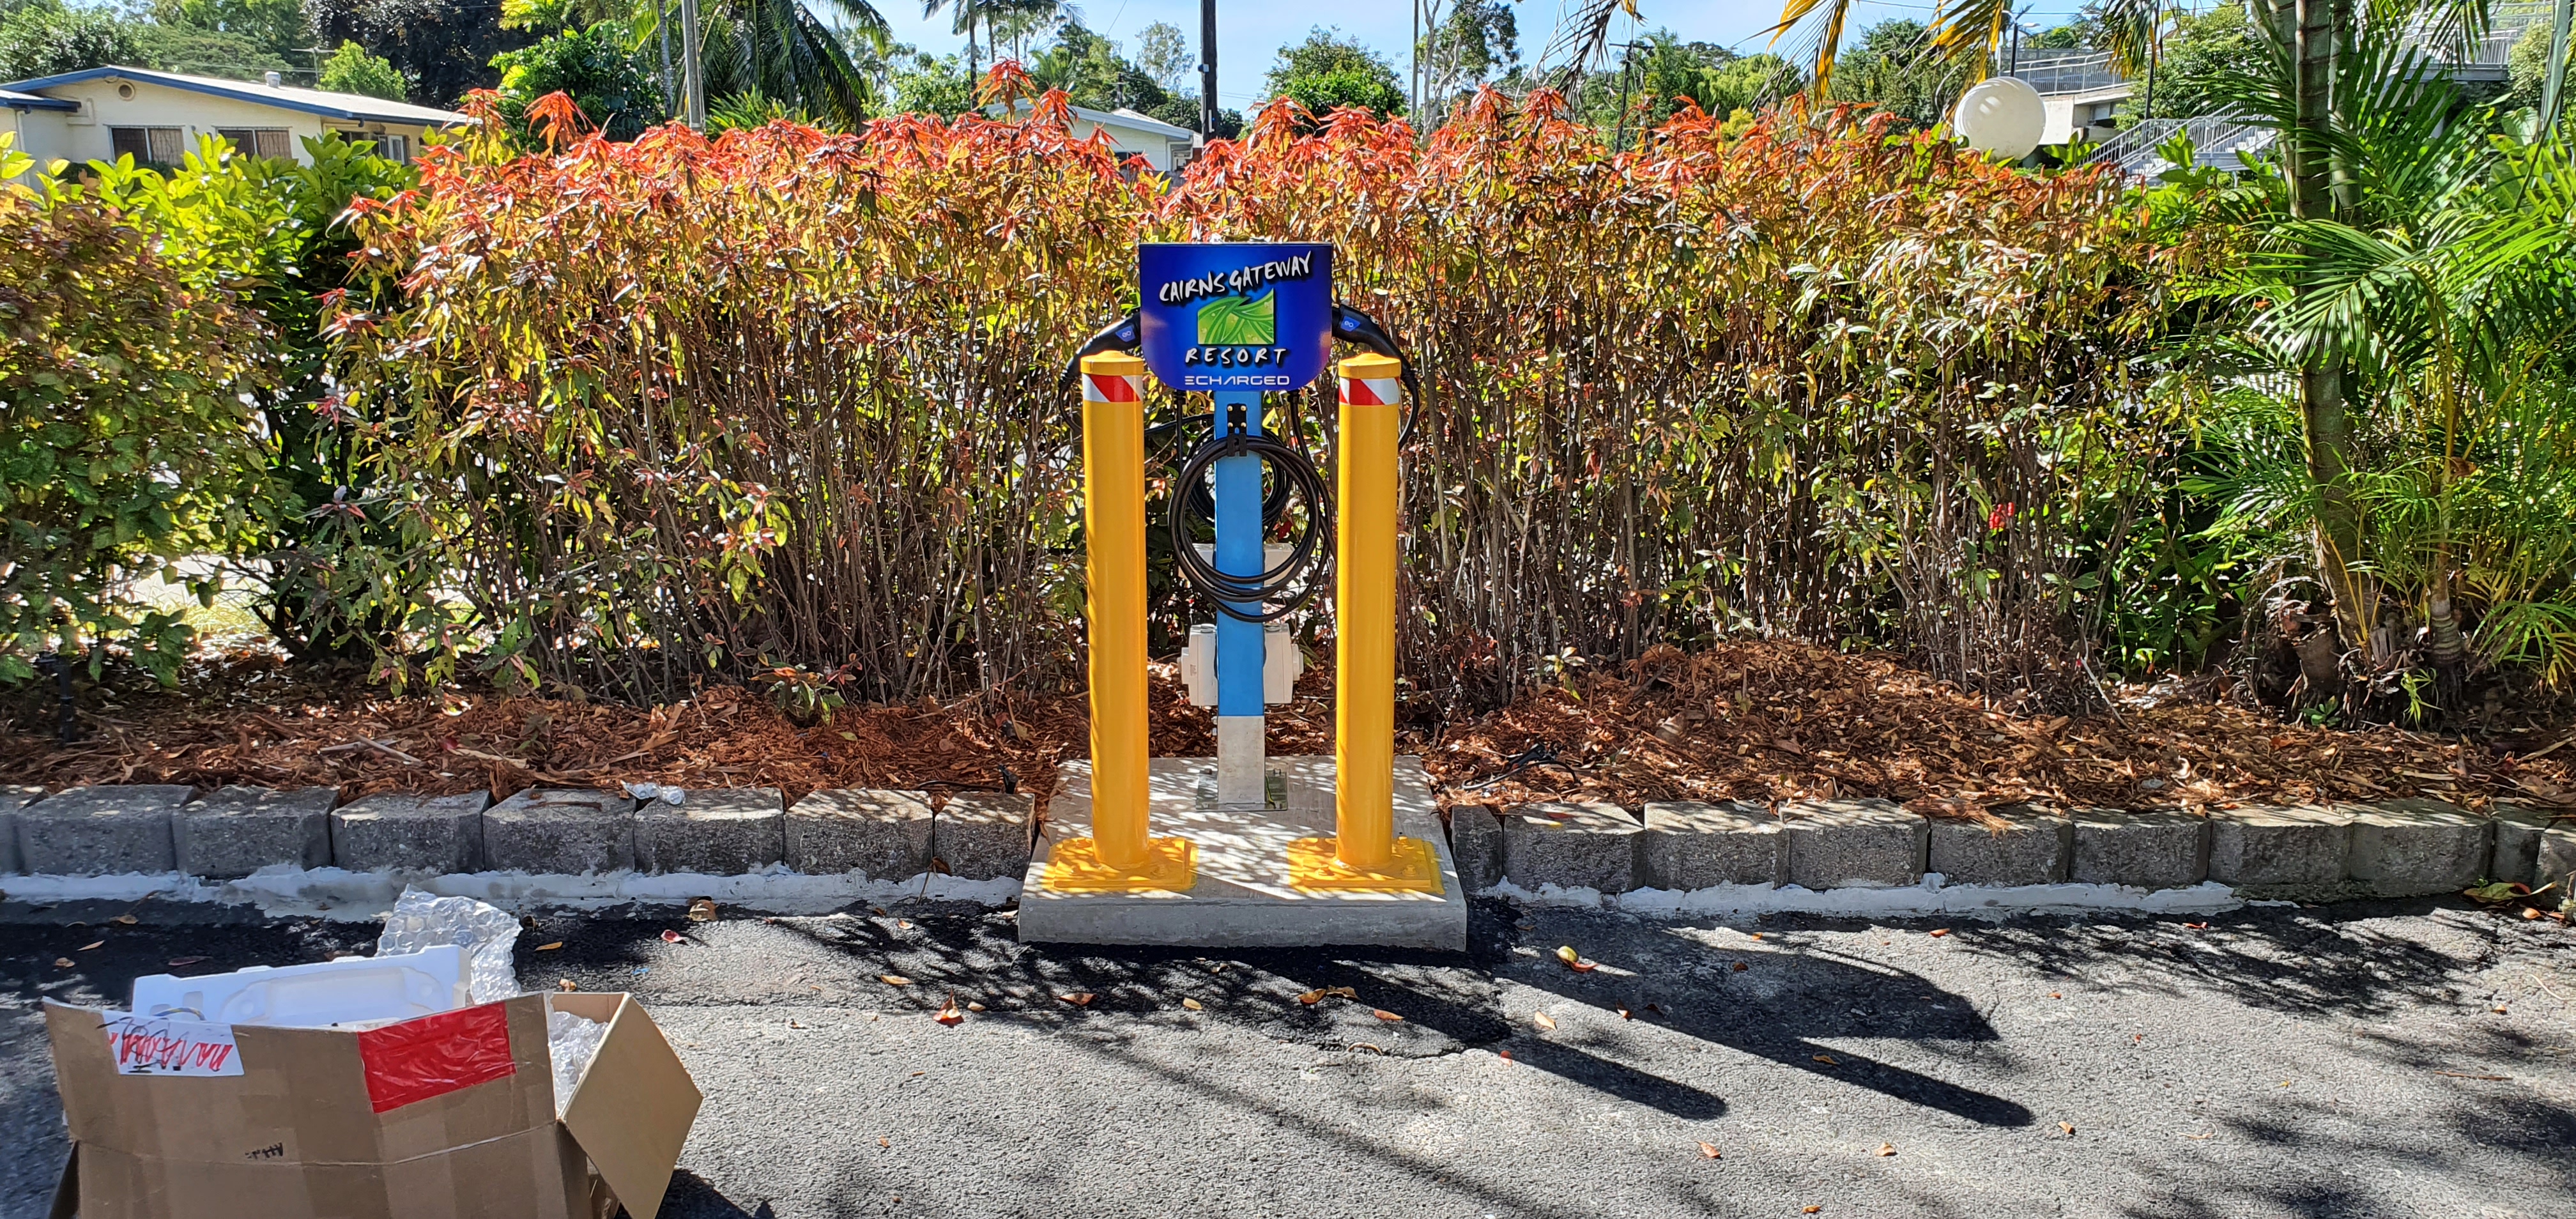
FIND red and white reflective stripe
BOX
[1340,376,1404,406]
[1084,372,1143,403]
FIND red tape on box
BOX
[356,1002,516,1113]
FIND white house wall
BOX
[15,77,437,168]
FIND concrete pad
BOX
[18,785,188,875]
[2070,807,2207,890]
[2489,803,2559,887]
[2345,799,2488,897]
[483,787,637,875]
[936,792,1036,881]
[785,789,931,878]
[175,786,335,878]
[637,787,784,875]
[2,785,41,874]
[1928,804,2069,887]
[1639,801,1780,890]
[1446,805,1505,891]
[2209,804,2350,891]
[1503,801,1643,893]
[1781,797,1924,889]
[1019,756,1466,950]
[331,790,489,873]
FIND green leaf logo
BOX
[1197,291,1276,345]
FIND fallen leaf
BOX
[1570,960,1598,973]
[1058,992,1094,1006]
[1372,1009,1404,1022]
[1731,961,1748,972]
[1534,1011,1558,1031]
[1813,1054,1837,1065]
[1299,989,1326,1005]
[2182,921,2209,930]
[1182,998,1204,1011]
[2059,1122,2076,1136]
[1928,928,1950,938]
[660,930,683,944]
[898,919,912,930]
[167,956,205,967]
[1498,1050,1514,1062]
[789,1020,807,1029]
[2524,907,2545,921]
[935,999,963,1026]
[111,915,137,926]
[557,979,578,992]
[1556,946,1581,966]
[966,1001,986,1012]
[2048,992,2061,999]
[1804,1208,1822,1215]
[78,940,102,951]
[877,1137,889,1147]
[1696,1142,1722,1159]
[880,974,914,986]
[1875,1142,1896,1157]
[1618,1008,1634,1020]
[2135,1034,2145,1043]
[1750,932,1764,940]
[52,958,72,968]
[2186,1133,2211,1140]
[687,898,717,922]
[535,941,565,951]
[1297,985,1358,1004]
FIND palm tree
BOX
[640,0,887,126]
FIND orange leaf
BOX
[1371,1009,1404,1022]
[1927,928,1949,938]
[1813,1054,1837,1065]
[1696,1142,1721,1159]
[1533,1011,1557,1031]
[880,974,914,986]
[535,941,564,951]
[1874,1142,1895,1156]
[935,1000,963,1026]
[1057,992,1094,1006]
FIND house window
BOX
[376,134,410,162]
[109,126,185,167]
[215,128,295,159]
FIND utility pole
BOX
[681,0,705,130]
[1199,0,1218,144]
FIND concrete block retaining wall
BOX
[1,783,1031,885]
[1450,798,2569,901]
[1,780,2563,912]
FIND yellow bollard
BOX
[1045,353,1195,892]
[1289,353,1441,893]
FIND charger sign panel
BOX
[1137,242,1335,391]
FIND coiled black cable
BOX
[1167,427,1331,623]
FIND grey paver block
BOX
[2070,807,2207,890]
[1503,801,1642,893]
[2345,798,2488,897]
[2541,824,2576,894]
[18,785,189,875]
[331,790,489,873]
[175,785,335,878]
[786,788,931,878]
[1781,797,1924,889]
[935,791,1036,880]
[637,786,784,875]
[2209,804,2350,889]
[1639,801,1780,889]
[1446,805,1506,891]
[2,785,41,874]
[2489,803,2559,887]
[482,787,637,875]
[1928,804,2069,887]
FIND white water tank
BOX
[1954,76,2047,160]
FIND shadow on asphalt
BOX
[535,896,2035,1132]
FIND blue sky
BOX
[853,1,2099,109]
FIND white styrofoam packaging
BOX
[128,944,466,1027]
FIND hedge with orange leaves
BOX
[323,77,2208,708]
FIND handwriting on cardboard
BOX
[103,1011,243,1077]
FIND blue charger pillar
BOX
[1211,388,1268,806]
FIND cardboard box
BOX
[45,992,700,1219]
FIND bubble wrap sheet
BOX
[546,1006,608,1116]
[376,888,522,1004]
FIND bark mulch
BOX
[3,641,2570,823]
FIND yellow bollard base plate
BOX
[1285,835,1445,894]
[1042,836,1198,893]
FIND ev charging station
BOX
[1015,242,1468,949]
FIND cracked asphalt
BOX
[3,895,2571,1218]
